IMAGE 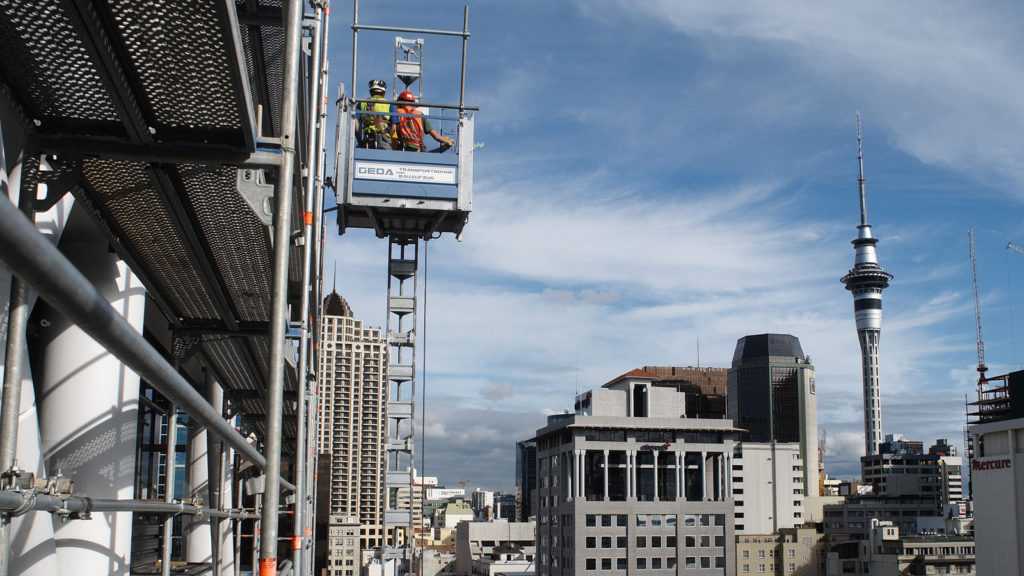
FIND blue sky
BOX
[324,1,1024,492]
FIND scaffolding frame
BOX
[0,2,331,576]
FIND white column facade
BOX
[35,240,145,576]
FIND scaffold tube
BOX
[0,491,259,520]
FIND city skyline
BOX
[325,0,1024,492]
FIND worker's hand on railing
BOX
[439,137,454,152]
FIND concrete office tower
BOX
[317,291,388,575]
[535,370,741,576]
[841,120,893,457]
[727,334,819,497]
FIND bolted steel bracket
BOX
[19,151,82,213]
[237,168,275,227]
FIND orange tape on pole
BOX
[303,211,313,225]
[259,558,277,576]
[293,536,303,550]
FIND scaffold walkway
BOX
[0,1,330,575]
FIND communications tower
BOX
[840,116,893,457]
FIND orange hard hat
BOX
[398,91,416,102]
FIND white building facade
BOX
[732,442,805,534]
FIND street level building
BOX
[534,369,742,576]
[728,334,819,496]
[735,526,832,576]
[967,369,1024,575]
[317,291,388,573]
[455,520,535,576]
[825,520,974,576]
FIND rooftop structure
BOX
[840,118,894,457]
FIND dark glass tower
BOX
[727,333,819,495]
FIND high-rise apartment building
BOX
[840,120,893,457]
[534,370,741,576]
[317,291,388,574]
[727,334,819,496]
[732,442,806,534]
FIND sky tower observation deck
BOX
[841,118,893,457]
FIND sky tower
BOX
[841,115,893,457]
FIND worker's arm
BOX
[428,129,454,149]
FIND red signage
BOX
[972,458,1012,471]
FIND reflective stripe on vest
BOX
[397,106,424,148]
[359,100,391,134]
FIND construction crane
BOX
[818,429,826,496]
[459,479,470,489]
[1009,242,1024,257]
[970,229,988,378]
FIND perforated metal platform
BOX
[0,0,307,446]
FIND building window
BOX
[586,515,597,527]
[637,536,646,548]
[617,536,627,548]
[685,557,696,569]
[617,558,627,570]
[617,514,628,527]
[636,558,647,570]
[787,550,795,558]
[586,558,596,571]
[586,537,596,549]
[602,537,612,549]
[601,558,611,570]
[652,536,662,548]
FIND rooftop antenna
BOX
[857,112,868,227]
[332,260,337,292]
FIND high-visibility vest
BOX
[358,99,391,134]
[396,106,424,148]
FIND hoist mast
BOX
[333,4,475,576]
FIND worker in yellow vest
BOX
[356,79,395,149]
[392,91,454,152]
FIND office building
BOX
[732,443,806,534]
[516,440,537,521]
[455,520,535,576]
[967,369,1024,575]
[534,369,742,576]
[840,124,893,457]
[317,291,388,573]
[825,520,974,576]
[727,334,819,496]
[735,526,831,576]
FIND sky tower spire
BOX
[841,114,894,457]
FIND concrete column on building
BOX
[1,144,74,576]
[576,449,584,501]
[675,451,683,500]
[186,417,213,564]
[622,448,630,498]
[602,450,609,501]
[220,447,235,576]
[700,451,707,501]
[652,450,658,501]
[627,383,634,416]
[35,234,145,576]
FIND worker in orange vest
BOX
[392,91,454,152]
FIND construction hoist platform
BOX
[333,4,475,575]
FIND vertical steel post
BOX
[260,0,304,573]
[0,277,28,576]
[459,6,468,110]
[293,4,324,575]
[162,405,179,576]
